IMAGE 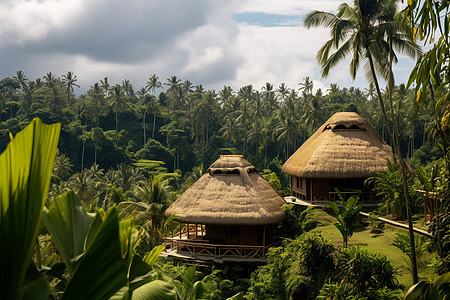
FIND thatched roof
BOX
[282,112,392,179]
[165,155,286,225]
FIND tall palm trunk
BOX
[143,109,146,146]
[152,111,156,139]
[115,110,119,134]
[368,49,419,283]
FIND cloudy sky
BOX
[0,0,418,95]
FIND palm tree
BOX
[146,74,162,96]
[218,85,233,106]
[298,76,314,96]
[14,70,28,92]
[277,83,290,103]
[118,175,171,243]
[62,71,80,107]
[262,82,278,113]
[164,75,181,94]
[137,87,149,146]
[108,84,127,134]
[100,77,110,97]
[275,113,300,159]
[304,0,421,282]
[53,152,73,181]
[122,79,134,102]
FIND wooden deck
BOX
[163,237,270,263]
[284,196,379,207]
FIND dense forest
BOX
[0,71,440,174]
[1,0,450,299]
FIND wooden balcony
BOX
[163,237,273,263]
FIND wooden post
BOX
[180,223,182,239]
[187,223,190,240]
[263,225,266,258]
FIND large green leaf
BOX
[62,208,128,300]
[132,280,177,300]
[0,118,60,300]
[44,191,95,275]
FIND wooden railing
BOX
[328,190,375,202]
[164,238,268,259]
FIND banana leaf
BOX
[0,118,60,300]
[62,208,128,300]
[44,191,95,275]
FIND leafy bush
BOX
[281,204,317,238]
[246,233,336,300]
[338,246,399,295]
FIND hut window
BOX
[332,124,347,131]
[349,124,365,130]
[296,177,299,188]
[212,170,224,175]
[247,167,258,174]
[225,169,240,175]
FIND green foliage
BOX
[366,160,418,220]
[404,272,450,300]
[338,246,399,296]
[284,234,336,299]
[327,191,362,248]
[281,204,316,238]
[393,233,431,270]
[429,212,450,274]
[261,170,282,192]
[44,191,95,275]
[0,118,60,300]
[247,233,335,300]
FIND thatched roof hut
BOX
[282,112,392,203]
[165,155,286,225]
[282,112,392,179]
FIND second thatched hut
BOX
[282,112,392,203]
[164,155,285,261]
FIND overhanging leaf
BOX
[131,280,177,300]
[44,191,95,275]
[0,118,60,300]
[62,208,127,300]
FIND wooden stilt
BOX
[263,225,266,258]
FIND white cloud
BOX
[0,0,84,44]
[0,0,417,95]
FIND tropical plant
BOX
[305,0,421,282]
[404,272,450,300]
[327,191,362,248]
[338,246,399,296]
[0,118,60,300]
[393,232,430,272]
[281,204,316,237]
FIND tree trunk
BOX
[81,136,86,172]
[115,110,119,134]
[152,111,156,139]
[368,50,419,283]
[143,109,146,146]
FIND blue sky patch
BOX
[233,12,303,27]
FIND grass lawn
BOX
[309,208,437,289]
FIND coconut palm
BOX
[277,83,290,103]
[13,70,28,92]
[304,0,421,283]
[218,85,233,106]
[118,175,171,243]
[62,71,80,107]
[146,74,162,96]
[100,77,110,97]
[298,76,314,96]
[108,84,128,134]
[164,75,181,94]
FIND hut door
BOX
[226,226,240,245]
